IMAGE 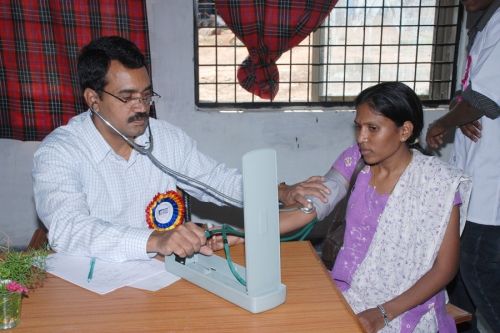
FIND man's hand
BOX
[278,176,329,208]
[147,223,213,257]
[426,120,446,149]
[206,233,244,252]
[459,120,482,142]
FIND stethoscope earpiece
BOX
[91,102,99,113]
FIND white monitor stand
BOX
[165,148,286,313]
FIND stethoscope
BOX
[89,106,243,207]
[90,106,314,214]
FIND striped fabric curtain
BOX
[215,0,337,100]
[0,0,150,140]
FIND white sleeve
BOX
[32,139,153,262]
[470,10,500,106]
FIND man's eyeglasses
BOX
[100,90,161,107]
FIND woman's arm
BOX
[208,161,352,250]
[207,208,318,251]
[358,205,460,333]
[279,208,318,234]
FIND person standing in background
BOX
[426,0,500,332]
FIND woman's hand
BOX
[357,308,385,333]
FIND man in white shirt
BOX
[426,0,500,331]
[33,36,327,263]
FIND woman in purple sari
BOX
[279,82,472,333]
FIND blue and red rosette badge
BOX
[146,191,185,231]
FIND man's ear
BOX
[400,121,414,142]
[83,88,100,111]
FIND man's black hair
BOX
[77,36,147,93]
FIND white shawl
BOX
[343,150,472,332]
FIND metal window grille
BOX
[195,0,463,109]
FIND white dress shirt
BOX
[33,111,242,261]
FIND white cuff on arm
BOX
[306,168,348,221]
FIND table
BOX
[16,242,363,332]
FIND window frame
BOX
[194,0,464,110]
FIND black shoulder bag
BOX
[321,158,365,270]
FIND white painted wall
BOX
[0,0,457,246]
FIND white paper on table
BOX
[128,270,180,291]
[46,253,180,295]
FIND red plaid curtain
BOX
[216,0,337,100]
[0,0,150,141]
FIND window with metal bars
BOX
[195,0,463,109]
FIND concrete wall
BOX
[0,140,42,249]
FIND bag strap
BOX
[319,156,365,270]
[346,157,365,199]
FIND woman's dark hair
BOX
[355,81,427,153]
[77,36,147,93]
